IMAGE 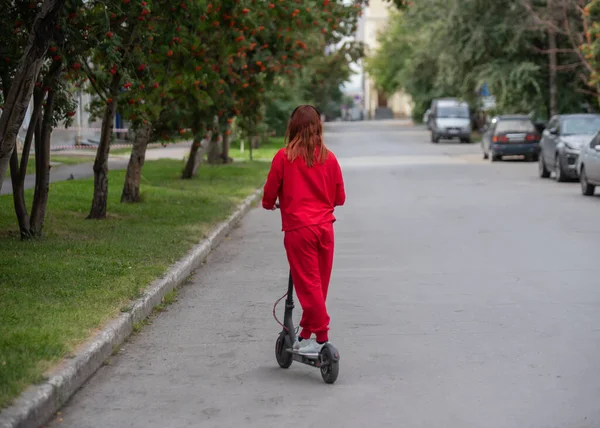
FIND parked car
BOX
[538,114,600,182]
[577,130,600,196]
[481,115,541,162]
[423,109,431,129]
[428,99,471,144]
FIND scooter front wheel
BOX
[319,345,339,384]
[275,332,293,369]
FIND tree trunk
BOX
[206,132,222,164]
[548,28,558,116]
[220,124,233,164]
[182,136,206,179]
[121,123,152,203]
[547,0,558,117]
[19,88,43,177]
[9,90,43,239]
[9,148,32,239]
[0,0,66,192]
[30,86,57,236]
[88,75,121,219]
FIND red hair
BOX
[285,105,328,167]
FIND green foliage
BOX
[367,0,599,121]
[264,40,364,134]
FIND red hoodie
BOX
[263,148,346,231]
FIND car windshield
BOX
[437,106,469,118]
[495,119,535,133]
[561,116,600,135]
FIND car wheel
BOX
[461,138,471,144]
[490,152,499,162]
[580,167,595,196]
[555,155,567,182]
[431,132,437,143]
[538,155,550,178]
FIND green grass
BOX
[109,147,133,156]
[0,159,269,409]
[229,137,284,161]
[471,131,483,143]
[52,155,96,165]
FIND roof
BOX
[495,115,532,120]
[558,114,600,119]
[434,99,468,108]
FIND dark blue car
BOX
[481,115,541,162]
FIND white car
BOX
[428,100,471,144]
[577,130,600,196]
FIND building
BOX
[358,0,413,120]
[19,90,127,150]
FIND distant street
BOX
[51,120,600,428]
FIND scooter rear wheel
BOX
[275,333,293,369]
[319,346,339,384]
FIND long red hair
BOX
[285,105,328,167]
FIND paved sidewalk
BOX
[1,143,191,196]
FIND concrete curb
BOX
[0,189,263,428]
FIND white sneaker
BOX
[293,337,310,351]
[298,339,325,356]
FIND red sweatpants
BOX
[284,222,334,343]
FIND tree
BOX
[523,0,600,109]
[79,0,171,218]
[1,0,368,231]
[2,0,81,238]
[0,0,66,192]
[367,0,599,123]
[119,1,201,201]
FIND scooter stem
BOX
[283,270,296,342]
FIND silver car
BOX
[578,130,600,196]
[539,114,600,181]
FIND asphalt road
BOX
[50,121,600,428]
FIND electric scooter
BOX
[273,271,340,384]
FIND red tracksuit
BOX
[263,148,346,343]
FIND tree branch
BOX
[553,61,585,71]
[520,0,567,34]
[575,87,600,97]
[578,71,594,88]
[82,59,107,100]
[530,46,579,54]
[562,2,594,73]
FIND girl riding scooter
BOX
[262,105,346,356]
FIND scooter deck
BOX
[285,349,321,367]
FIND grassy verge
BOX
[0,159,269,409]
[229,137,284,161]
[471,131,483,143]
[52,155,96,165]
[109,147,133,156]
